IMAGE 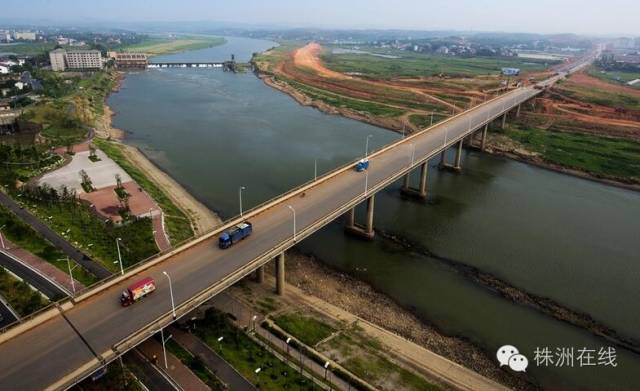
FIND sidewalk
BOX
[152,213,171,252]
[170,327,256,391]
[137,338,209,391]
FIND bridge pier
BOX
[516,104,521,118]
[481,123,488,151]
[255,265,265,283]
[275,253,285,296]
[344,195,375,240]
[439,140,463,172]
[401,162,428,199]
[501,113,507,129]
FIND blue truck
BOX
[219,222,253,249]
[355,158,369,172]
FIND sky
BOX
[2,0,639,36]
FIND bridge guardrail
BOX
[0,85,536,341]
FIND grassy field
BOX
[503,124,640,182]
[0,205,98,287]
[273,313,336,347]
[555,79,640,111]
[409,113,448,129]
[589,66,640,87]
[321,327,442,391]
[0,42,56,55]
[0,268,49,317]
[122,36,225,55]
[195,308,323,391]
[94,139,194,245]
[322,48,553,79]
[21,197,158,273]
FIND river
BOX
[108,36,640,391]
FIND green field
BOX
[195,308,324,391]
[0,205,97,287]
[503,124,640,182]
[0,268,48,317]
[556,79,640,111]
[409,113,448,129]
[273,313,336,347]
[0,42,56,55]
[321,48,554,79]
[122,36,225,55]
[589,66,640,88]
[94,139,194,245]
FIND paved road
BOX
[0,84,542,390]
[0,251,68,300]
[171,327,256,391]
[0,294,18,328]
[124,350,179,391]
[0,191,112,279]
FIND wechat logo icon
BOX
[497,345,528,372]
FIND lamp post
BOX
[0,224,5,249]
[364,134,373,159]
[150,328,172,369]
[115,238,123,275]
[58,257,77,295]
[314,158,318,181]
[287,205,296,242]
[239,186,246,217]
[364,170,369,197]
[286,337,292,355]
[163,271,176,319]
[409,143,415,167]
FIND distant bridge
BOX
[148,61,252,72]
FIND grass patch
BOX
[504,124,640,181]
[0,42,56,55]
[166,339,226,390]
[0,204,98,286]
[122,36,225,55]
[555,79,640,111]
[273,313,336,347]
[0,267,48,316]
[94,139,194,244]
[195,308,323,391]
[322,48,552,79]
[256,297,280,314]
[20,197,158,273]
[589,66,640,87]
[409,113,448,129]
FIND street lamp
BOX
[163,271,176,319]
[239,186,246,217]
[150,328,172,369]
[287,205,296,242]
[0,224,5,249]
[314,158,318,181]
[364,170,369,197]
[251,315,257,332]
[286,337,292,355]
[408,143,415,167]
[115,238,123,275]
[324,361,330,380]
[364,134,373,159]
[58,257,77,295]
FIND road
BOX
[0,191,112,279]
[124,350,179,391]
[0,294,18,328]
[0,83,543,390]
[0,251,68,300]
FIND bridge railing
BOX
[0,84,536,338]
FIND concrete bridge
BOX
[0,53,596,390]
[148,61,252,72]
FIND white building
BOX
[13,31,36,41]
[65,50,102,70]
[49,49,103,71]
[49,49,67,71]
[0,65,9,74]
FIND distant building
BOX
[49,49,66,71]
[0,65,8,75]
[13,31,36,41]
[501,67,521,76]
[108,51,148,69]
[49,49,103,71]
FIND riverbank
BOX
[280,249,538,391]
[98,73,222,235]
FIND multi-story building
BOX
[49,49,66,71]
[65,50,102,70]
[13,31,36,41]
[49,49,103,71]
[107,51,148,69]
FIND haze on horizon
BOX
[2,0,639,36]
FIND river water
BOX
[108,36,640,390]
